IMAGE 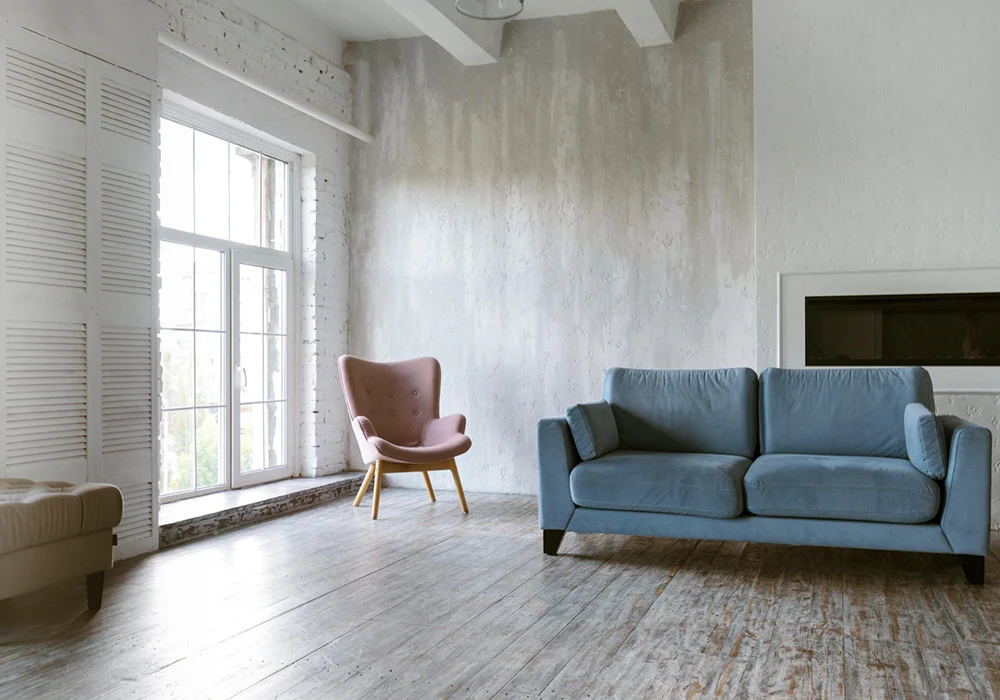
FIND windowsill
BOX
[158,472,367,547]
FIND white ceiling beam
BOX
[383,0,503,66]
[613,0,680,47]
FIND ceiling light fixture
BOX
[454,0,524,20]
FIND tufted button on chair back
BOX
[338,355,441,447]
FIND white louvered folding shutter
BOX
[0,20,158,557]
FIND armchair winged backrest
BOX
[339,355,442,447]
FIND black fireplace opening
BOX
[805,292,1000,366]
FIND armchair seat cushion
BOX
[744,454,940,524]
[569,451,751,519]
[369,434,472,464]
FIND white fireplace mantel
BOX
[778,268,1000,394]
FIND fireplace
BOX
[778,269,1000,392]
[805,292,1000,367]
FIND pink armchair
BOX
[339,355,472,519]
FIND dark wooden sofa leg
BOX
[961,555,986,585]
[543,529,565,556]
[86,571,105,611]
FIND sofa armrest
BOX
[537,417,580,531]
[939,415,993,556]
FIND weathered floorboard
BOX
[0,491,997,700]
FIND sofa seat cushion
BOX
[744,454,940,524]
[0,479,124,556]
[569,450,751,519]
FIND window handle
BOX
[237,365,248,390]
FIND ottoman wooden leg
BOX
[87,571,105,611]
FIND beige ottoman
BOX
[0,479,123,610]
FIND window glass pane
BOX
[240,333,264,403]
[240,403,264,473]
[159,120,194,232]
[160,330,194,409]
[265,335,284,401]
[240,265,263,333]
[195,407,224,489]
[265,402,285,469]
[194,248,224,331]
[159,242,194,329]
[194,131,230,240]
[195,331,224,406]
[262,157,287,251]
[230,144,260,247]
[275,160,287,251]
[160,409,194,494]
[264,268,285,335]
[158,116,295,500]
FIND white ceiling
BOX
[234,0,617,49]
[302,0,615,41]
[285,0,424,42]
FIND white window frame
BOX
[158,101,300,503]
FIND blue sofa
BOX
[537,367,993,583]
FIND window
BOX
[158,112,296,501]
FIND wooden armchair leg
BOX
[371,461,384,520]
[86,571,105,611]
[450,460,469,514]
[354,464,376,507]
[422,471,436,502]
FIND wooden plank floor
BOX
[2,490,1000,699]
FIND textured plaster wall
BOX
[153,0,353,476]
[346,0,755,493]
[754,1,1000,524]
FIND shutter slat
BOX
[5,48,86,123]
[101,327,153,455]
[100,80,151,143]
[101,166,151,295]
[7,50,85,88]
[5,143,87,289]
[116,483,154,545]
[5,322,87,468]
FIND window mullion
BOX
[192,246,199,490]
[227,247,236,490]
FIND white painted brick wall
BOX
[152,0,353,477]
[150,0,351,116]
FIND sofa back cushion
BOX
[603,367,758,458]
[759,367,935,458]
